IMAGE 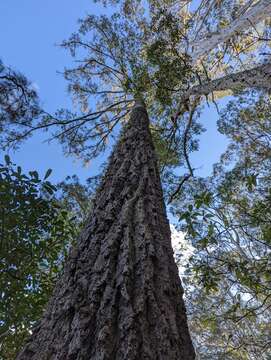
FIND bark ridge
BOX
[16,103,195,360]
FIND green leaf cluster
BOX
[0,158,77,358]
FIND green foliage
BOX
[52,7,193,164]
[0,59,42,150]
[57,174,100,225]
[150,123,179,169]
[0,158,77,359]
[171,91,271,358]
[145,9,192,106]
[0,2,198,175]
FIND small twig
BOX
[167,101,197,204]
[183,102,197,177]
[167,174,192,204]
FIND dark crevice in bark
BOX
[16,102,195,360]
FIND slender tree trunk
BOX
[189,0,271,63]
[17,101,195,360]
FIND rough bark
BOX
[189,0,271,63]
[176,61,271,110]
[16,101,195,360]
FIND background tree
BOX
[0,59,42,149]
[0,158,88,359]
[172,90,271,358]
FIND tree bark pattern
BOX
[181,62,271,101]
[16,102,195,360]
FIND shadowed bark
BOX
[16,101,195,360]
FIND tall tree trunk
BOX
[16,101,195,360]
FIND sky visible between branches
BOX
[0,0,228,184]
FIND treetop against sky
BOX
[0,0,228,185]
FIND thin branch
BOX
[7,100,133,144]
[183,104,196,177]
[168,174,192,204]
[168,102,197,204]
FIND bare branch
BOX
[167,174,192,204]
[7,100,133,145]
[183,104,196,177]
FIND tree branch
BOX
[167,174,192,204]
[189,0,271,63]
[6,100,132,145]
[174,62,271,120]
[168,103,197,204]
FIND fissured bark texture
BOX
[17,103,195,359]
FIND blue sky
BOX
[0,0,228,184]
